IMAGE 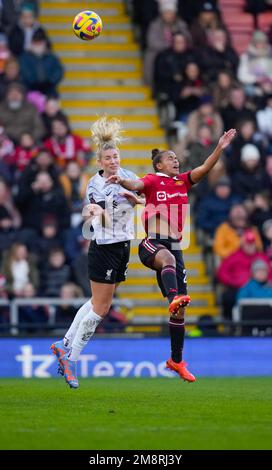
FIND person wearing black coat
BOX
[8,4,49,57]
[154,32,198,100]
[15,171,71,233]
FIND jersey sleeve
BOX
[179,171,195,191]
[139,174,154,196]
[86,184,106,209]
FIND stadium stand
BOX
[0,0,271,335]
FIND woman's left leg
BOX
[68,281,116,361]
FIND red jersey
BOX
[140,171,194,239]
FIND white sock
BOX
[68,307,102,361]
[63,299,93,348]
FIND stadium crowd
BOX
[0,0,271,329]
[132,0,272,321]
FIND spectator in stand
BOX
[0,212,18,256]
[256,94,272,146]
[195,176,240,238]
[8,3,49,57]
[59,161,89,226]
[55,283,83,324]
[175,62,205,119]
[190,1,226,47]
[0,123,14,168]
[143,0,191,85]
[216,230,271,319]
[263,155,272,194]
[19,30,63,96]
[232,144,266,199]
[17,148,60,191]
[200,28,239,83]
[72,239,91,297]
[221,86,256,131]
[0,180,22,256]
[41,95,68,139]
[40,247,71,297]
[34,215,62,266]
[0,56,21,101]
[18,282,48,330]
[153,32,197,101]
[44,117,91,167]
[249,192,272,236]
[238,30,272,96]
[186,124,217,169]
[0,1,39,34]
[213,203,263,259]
[212,70,238,110]
[187,97,223,144]
[15,170,70,234]
[262,219,272,262]
[0,82,44,143]
[0,32,10,75]
[10,132,39,173]
[0,179,21,229]
[1,242,39,296]
[226,119,265,174]
[237,259,272,302]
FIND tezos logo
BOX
[156,191,167,201]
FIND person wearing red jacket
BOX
[44,117,91,167]
[217,230,272,319]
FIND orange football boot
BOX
[169,295,191,315]
[166,358,196,382]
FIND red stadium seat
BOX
[222,13,254,27]
[219,0,246,8]
[258,12,272,31]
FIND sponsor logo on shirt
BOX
[156,191,167,201]
[156,191,187,201]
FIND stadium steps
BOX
[40,0,219,324]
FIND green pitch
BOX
[0,378,271,450]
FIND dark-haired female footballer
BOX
[107,129,236,382]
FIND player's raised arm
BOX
[106,174,144,192]
[190,129,236,184]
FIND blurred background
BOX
[0,0,272,377]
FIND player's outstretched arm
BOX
[106,175,144,192]
[190,129,236,184]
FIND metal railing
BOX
[2,297,133,336]
[232,299,272,322]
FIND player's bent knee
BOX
[162,252,176,268]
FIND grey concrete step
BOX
[121,297,211,308]
[63,62,139,72]
[128,253,202,263]
[62,107,157,116]
[60,91,148,100]
[70,120,156,131]
[62,78,143,87]
[51,34,132,44]
[41,7,122,16]
[118,284,213,294]
[56,50,140,59]
[130,315,202,324]
[127,268,203,278]
[47,22,131,31]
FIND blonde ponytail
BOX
[90,115,125,158]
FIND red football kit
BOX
[139,171,194,240]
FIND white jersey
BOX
[86,167,138,245]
